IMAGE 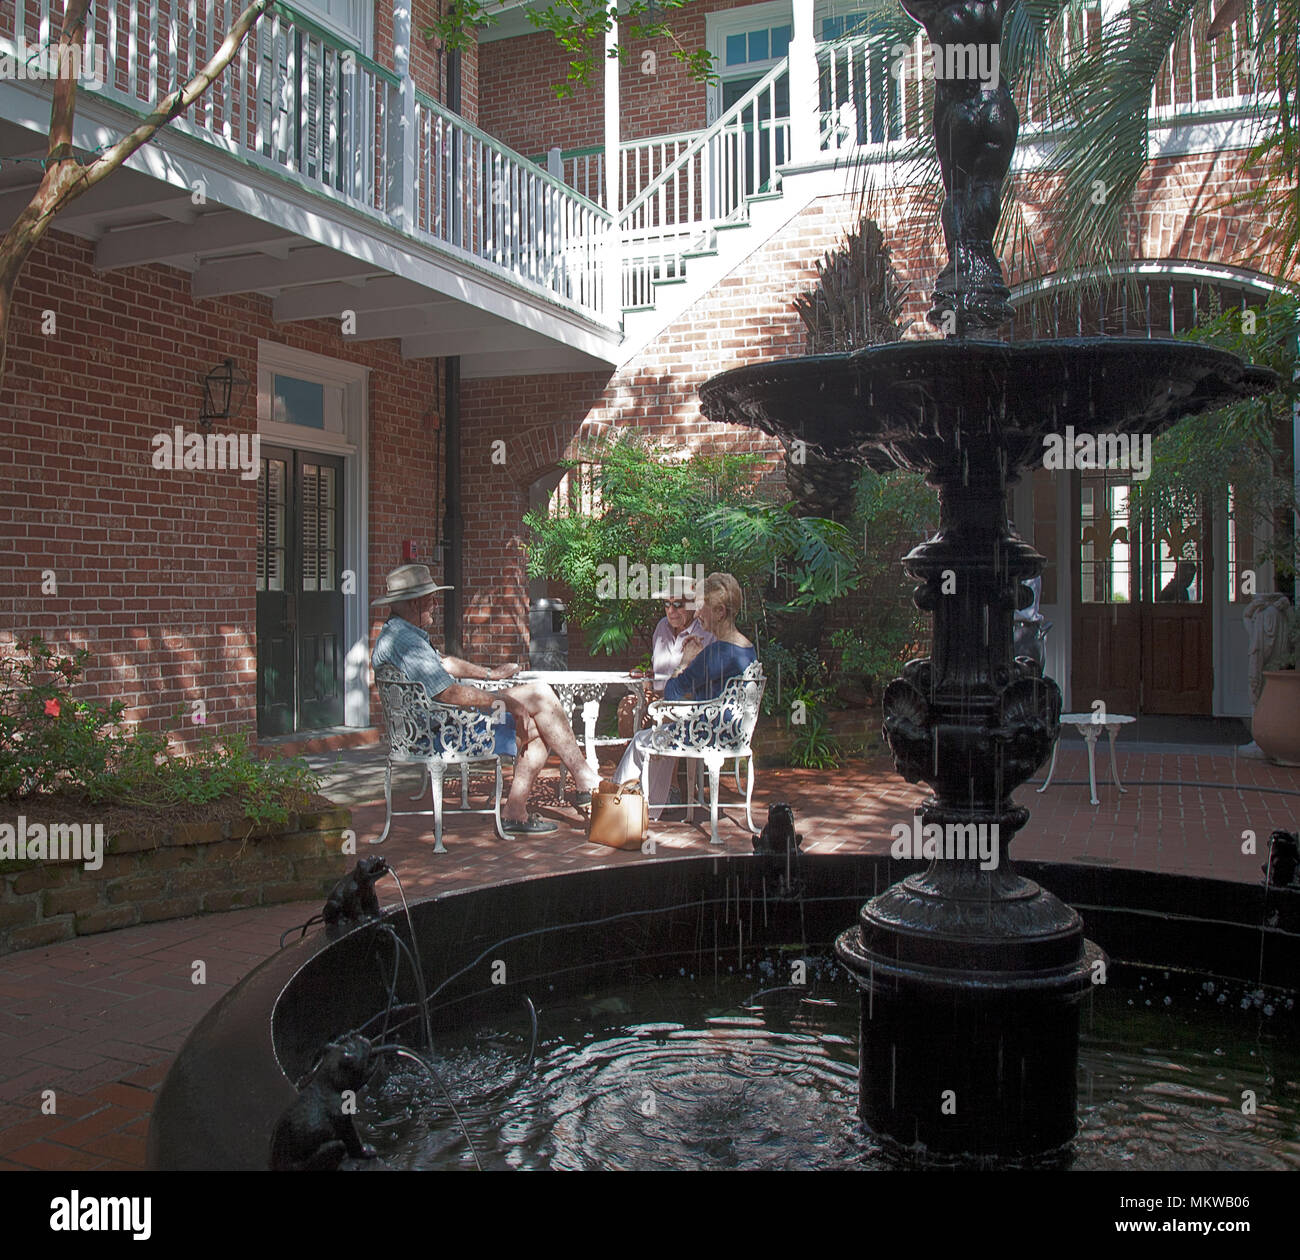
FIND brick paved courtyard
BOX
[0,745,1295,1171]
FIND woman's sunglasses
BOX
[664,599,688,610]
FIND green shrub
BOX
[1,635,318,823]
[789,711,842,769]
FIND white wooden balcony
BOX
[0,0,618,377]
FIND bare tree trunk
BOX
[0,0,272,393]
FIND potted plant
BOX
[1253,614,1300,766]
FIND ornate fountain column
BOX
[835,451,1098,1162]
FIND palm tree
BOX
[1027,0,1298,291]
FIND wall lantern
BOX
[199,358,252,427]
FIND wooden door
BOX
[1071,472,1213,716]
[256,447,345,735]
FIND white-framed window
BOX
[296,0,371,54]
[705,1,903,124]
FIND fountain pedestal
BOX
[833,449,1098,1161]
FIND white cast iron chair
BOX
[372,664,513,852]
[641,660,765,845]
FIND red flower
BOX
[44,698,61,718]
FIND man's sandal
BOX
[502,813,559,835]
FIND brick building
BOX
[1,0,1293,750]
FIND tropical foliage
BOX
[523,434,861,654]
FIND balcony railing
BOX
[0,0,612,324]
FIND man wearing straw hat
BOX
[372,564,602,834]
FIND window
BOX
[1080,475,1132,604]
[272,375,326,430]
[1226,487,1256,603]
[296,0,370,51]
[725,24,792,69]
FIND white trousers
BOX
[615,731,677,821]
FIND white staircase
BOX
[608,34,911,366]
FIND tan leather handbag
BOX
[587,778,648,850]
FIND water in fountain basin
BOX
[353,966,1299,1172]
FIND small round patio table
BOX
[515,670,646,776]
[1036,712,1136,807]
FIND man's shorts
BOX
[493,711,517,758]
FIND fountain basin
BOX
[146,854,1299,1170]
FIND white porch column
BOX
[604,18,621,213]
[389,0,418,232]
[788,0,818,165]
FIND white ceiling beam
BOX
[273,275,450,323]
[191,249,389,299]
[54,187,199,236]
[400,326,551,359]
[94,212,297,270]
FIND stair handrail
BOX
[616,54,792,234]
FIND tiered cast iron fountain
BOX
[699,0,1275,1164]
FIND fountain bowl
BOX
[698,338,1278,478]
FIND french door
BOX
[256,447,346,735]
[1071,470,1214,715]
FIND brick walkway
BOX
[0,747,1295,1171]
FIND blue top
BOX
[663,640,757,701]
[372,616,516,756]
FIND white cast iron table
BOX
[1037,712,1136,806]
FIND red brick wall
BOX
[372,0,476,119]
[479,0,758,160]
[0,230,443,747]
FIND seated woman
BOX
[614,572,756,819]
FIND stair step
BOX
[681,248,720,261]
[713,220,751,233]
[622,304,657,315]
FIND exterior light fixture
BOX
[199,358,252,427]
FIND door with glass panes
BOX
[256,447,345,735]
[1071,470,1213,715]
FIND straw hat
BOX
[652,573,701,602]
[371,564,453,606]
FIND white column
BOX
[604,18,621,213]
[388,0,418,232]
[788,0,818,166]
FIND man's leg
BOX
[503,682,602,794]
[503,733,549,822]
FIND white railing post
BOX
[788,0,818,165]
[604,18,621,214]
[388,0,418,228]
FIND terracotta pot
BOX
[1253,670,1300,767]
